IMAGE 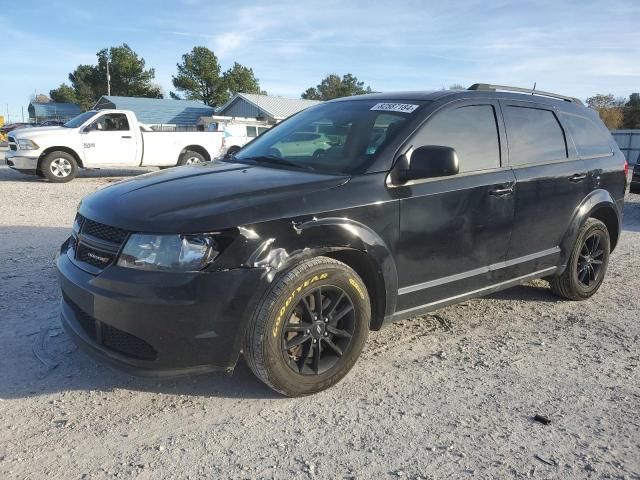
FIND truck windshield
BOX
[64,111,98,128]
[231,100,426,174]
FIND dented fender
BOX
[213,216,399,323]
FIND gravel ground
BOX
[1,150,639,479]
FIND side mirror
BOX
[83,123,99,133]
[399,145,459,182]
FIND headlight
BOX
[117,233,220,272]
[17,139,39,150]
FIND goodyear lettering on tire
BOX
[272,273,329,337]
[349,278,365,300]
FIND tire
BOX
[226,146,241,156]
[312,148,326,159]
[630,183,640,194]
[243,256,370,397]
[177,150,206,166]
[40,151,78,183]
[550,218,610,300]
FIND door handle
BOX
[121,135,132,139]
[489,184,514,196]
[569,173,587,182]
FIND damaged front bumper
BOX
[57,246,268,376]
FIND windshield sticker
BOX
[370,103,419,114]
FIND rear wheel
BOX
[550,218,610,300]
[41,151,78,183]
[226,146,241,156]
[243,257,370,396]
[177,150,206,166]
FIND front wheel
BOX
[550,218,610,300]
[40,151,78,183]
[243,257,370,397]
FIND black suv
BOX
[57,84,626,396]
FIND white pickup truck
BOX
[5,109,223,182]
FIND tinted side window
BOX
[561,114,612,157]
[504,106,566,165]
[246,126,257,137]
[415,105,500,172]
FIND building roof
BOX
[28,102,81,118]
[94,96,215,125]
[217,93,321,120]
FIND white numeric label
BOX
[370,103,419,114]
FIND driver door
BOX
[82,113,138,166]
[394,100,516,314]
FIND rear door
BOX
[394,100,516,314]
[499,100,588,277]
[82,113,138,166]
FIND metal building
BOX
[28,102,81,123]
[612,130,640,165]
[94,96,214,129]
[216,93,321,124]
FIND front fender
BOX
[558,189,621,271]
[244,217,399,324]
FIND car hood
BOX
[11,126,70,138]
[79,161,350,233]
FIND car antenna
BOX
[532,82,536,95]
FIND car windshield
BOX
[231,100,426,174]
[64,111,98,128]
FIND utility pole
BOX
[21,106,24,123]
[106,58,111,96]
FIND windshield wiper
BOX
[239,155,315,171]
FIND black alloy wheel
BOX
[549,218,610,300]
[281,285,355,375]
[576,231,606,287]
[243,256,370,396]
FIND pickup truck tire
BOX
[178,150,206,166]
[226,146,241,156]
[550,218,610,300]
[243,257,370,397]
[41,151,78,183]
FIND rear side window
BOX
[246,126,258,137]
[504,106,567,165]
[415,105,500,172]
[561,114,612,157]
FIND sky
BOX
[1,0,639,122]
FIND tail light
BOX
[624,159,629,177]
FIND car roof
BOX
[327,89,588,114]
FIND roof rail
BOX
[468,83,583,104]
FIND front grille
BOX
[76,243,115,268]
[63,294,157,361]
[72,214,129,272]
[77,214,128,244]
